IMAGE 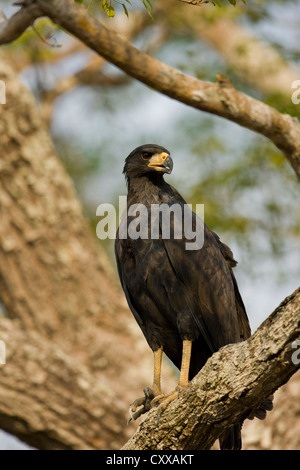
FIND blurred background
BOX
[0,0,299,449]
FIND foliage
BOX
[179,0,246,6]
[75,0,153,18]
[74,0,247,18]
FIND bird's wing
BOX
[160,200,247,352]
[115,228,146,332]
[211,229,251,340]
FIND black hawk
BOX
[115,144,272,450]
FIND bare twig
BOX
[32,23,61,47]
[0,8,8,23]
[0,2,41,43]
[178,0,208,4]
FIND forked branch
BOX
[0,0,300,179]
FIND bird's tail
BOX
[219,423,242,450]
[218,395,273,450]
[247,395,274,420]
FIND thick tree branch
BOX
[160,1,300,97]
[1,0,300,180]
[194,18,300,97]
[39,13,150,123]
[178,0,206,4]
[0,317,134,450]
[123,287,300,450]
[0,2,41,43]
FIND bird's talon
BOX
[127,387,156,423]
[138,389,180,426]
[150,393,164,408]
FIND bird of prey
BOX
[115,144,272,450]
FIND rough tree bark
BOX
[0,51,176,449]
[0,317,131,450]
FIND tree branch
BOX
[1,0,299,180]
[0,2,41,43]
[160,1,300,97]
[123,287,300,450]
[0,317,134,450]
[194,18,300,97]
[39,13,150,123]
[178,0,207,4]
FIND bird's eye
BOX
[141,152,152,160]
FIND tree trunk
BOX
[0,51,176,449]
[0,317,130,450]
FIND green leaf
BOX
[102,0,115,17]
[122,3,129,17]
[142,0,153,18]
[144,0,153,11]
[107,5,115,17]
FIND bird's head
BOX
[123,144,173,185]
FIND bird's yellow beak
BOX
[148,152,173,174]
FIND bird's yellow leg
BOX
[128,341,192,422]
[128,346,163,422]
[152,339,192,416]
[178,339,192,389]
[152,346,163,395]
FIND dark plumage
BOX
[115,144,272,450]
